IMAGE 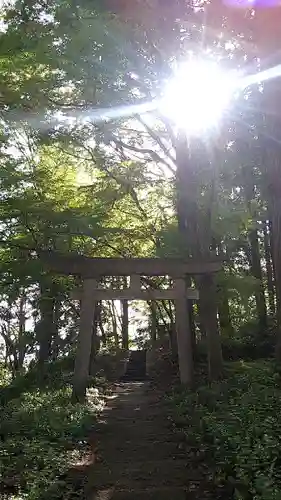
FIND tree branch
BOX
[111,136,175,173]
[137,115,176,170]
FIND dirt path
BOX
[85,382,209,500]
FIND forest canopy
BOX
[1,0,281,498]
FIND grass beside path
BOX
[0,360,107,500]
[169,360,281,500]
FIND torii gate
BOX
[41,251,221,401]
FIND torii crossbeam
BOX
[40,251,221,401]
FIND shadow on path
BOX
[85,382,210,500]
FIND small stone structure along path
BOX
[86,382,209,500]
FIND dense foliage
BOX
[0,360,106,499]
[171,361,281,500]
[0,0,280,370]
[1,0,281,498]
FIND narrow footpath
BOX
[85,382,211,500]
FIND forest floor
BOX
[2,361,279,499]
[84,381,214,500]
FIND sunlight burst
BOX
[160,59,238,134]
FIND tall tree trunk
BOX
[196,294,206,339]
[37,281,56,364]
[175,132,199,257]
[175,132,222,380]
[121,299,129,350]
[217,245,233,335]
[51,298,61,360]
[187,299,197,360]
[89,302,101,375]
[99,306,107,347]
[263,220,275,316]
[149,301,157,344]
[159,298,173,325]
[259,123,281,358]
[18,292,26,371]
[111,301,119,348]
[248,229,267,328]
[174,132,198,383]
[269,220,275,278]
[241,163,267,327]
[217,284,233,335]
[256,46,281,357]
[186,277,197,355]
[270,199,281,360]
[155,302,168,338]
[165,299,179,355]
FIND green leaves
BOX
[171,361,281,500]
[0,362,105,499]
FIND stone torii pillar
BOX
[39,252,221,402]
[174,277,194,387]
[71,275,198,402]
[72,279,97,402]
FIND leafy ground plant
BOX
[170,361,281,500]
[0,365,106,500]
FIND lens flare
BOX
[224,0,280,8]
[159,59,238,134]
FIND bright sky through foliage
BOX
[159,59,239,134]
[7,54,281,137]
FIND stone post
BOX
[174,277,194,385]
[72,278,97,402]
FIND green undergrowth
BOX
[0,360,107,500]
[196,318,276,363]
[170,360,281,500]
